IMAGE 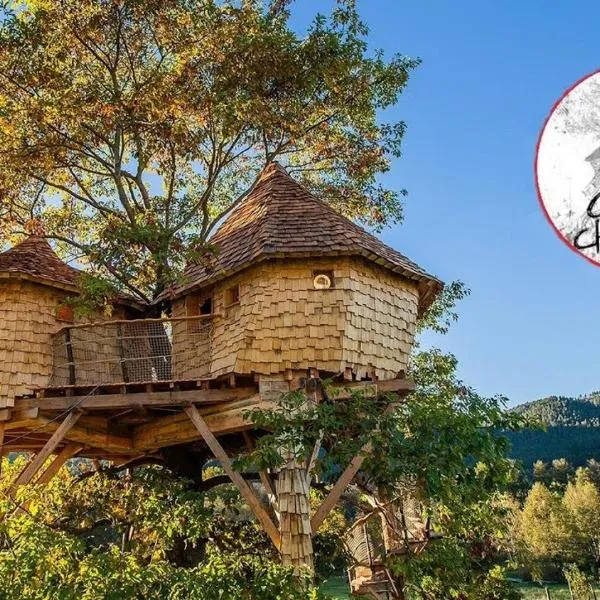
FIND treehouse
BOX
[0,236,140,409]
[164,162,441,384]
[0,162,442,579]
[45,162,441,392]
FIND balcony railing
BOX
[49,315,214,388]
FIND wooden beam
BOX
[65,423,132,452]
[311,404,397,532]
[311,443,371,533]
[10,411,81,491]
[14,387,257,412]
[306,432,323,483]
[1,408,39,425]
[3,414,133,454]
[184,404,280,549]
[134,396,269,450]
[35,444,83,486]
[331,378,414,400]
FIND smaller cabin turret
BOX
[0,237,138,407]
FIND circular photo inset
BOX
[536,70,600,266]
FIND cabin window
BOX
[186,293,213,316]
[313,270,335,290]
[186,292,213,333]
[199,296,212,315]
[224,284,240,307]
[56,304,74,323]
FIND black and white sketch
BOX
[536,71,600,264]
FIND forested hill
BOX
[506,392,600,469]
[512,392,600,426]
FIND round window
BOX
[313,274,332,289]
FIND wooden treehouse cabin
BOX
[0,162,442,590]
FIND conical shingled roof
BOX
[171,162,443,312]
[0,236,80,289]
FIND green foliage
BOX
[0,0,418,301]
[309,490,349,579]
[506,427,600,472]
[417,280,470,335]
[516,468,600,582]
[398,544,521,600]
[499,393,600,472]
[513,393,600,427]
[243,346,527,598]
[532,459,576,490]
[563,565,595,600]
[242,383,396,478]
[505,392,600,471]
[518,482,577,575]
[0,457,327,599]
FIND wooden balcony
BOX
[49,315,214,388]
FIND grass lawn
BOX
[320,577,350,599]
[517,581,600,598]
[321,576,600,599]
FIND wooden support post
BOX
[277,452,314,573]
[311,443,371,533]
[64,328,76,385]
[184,404,280,549]
[10,411,81,493]
[36,444,83,486]
[378,488,400,554]
[116,323,130,383]
[305,432,323,484]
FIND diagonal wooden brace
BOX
[35,443,83,486]
[184,404,280,549]
[9,411,81,494]
[311,403,396,533]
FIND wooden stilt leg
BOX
[305,432,322,484]
[184,405,280,548]
[36,444,83,486]
[311,403,396,532]
[311,442,371,533]
[9,411,80,494]
[277,452,314,574]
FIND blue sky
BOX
[293,1,600,405]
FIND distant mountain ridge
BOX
[512,391,600,427]
[505,392,600,469]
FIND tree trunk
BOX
[277,454,314,574]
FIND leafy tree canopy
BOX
[0,456,327,599]
[0,0,417,301]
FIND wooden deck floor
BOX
[0,376,413,461]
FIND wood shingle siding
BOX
[0,238,133,404]
[171,256,418,381]
[0,280,59,407]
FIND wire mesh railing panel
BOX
[49,316,213,387]
[346,523,376,566]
